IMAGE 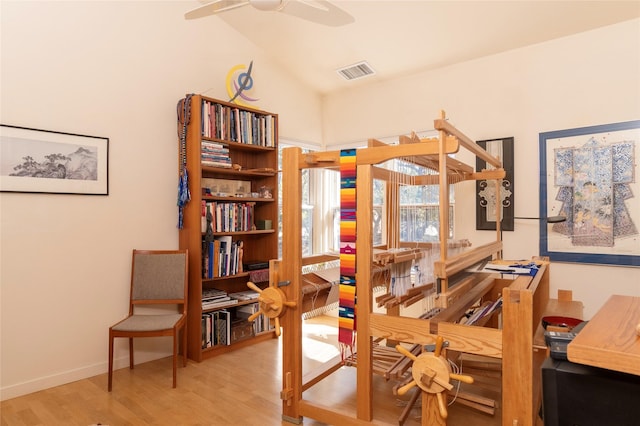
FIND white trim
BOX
[0,350,171,401]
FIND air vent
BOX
[336,61,376,81]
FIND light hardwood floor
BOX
[1,317,502,426]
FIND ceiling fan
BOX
[185,0,355,27]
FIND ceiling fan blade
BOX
[185,0,250,20]
[281,0,354,27]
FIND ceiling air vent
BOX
[336,61,375,81]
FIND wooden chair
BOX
[108,249,189,391]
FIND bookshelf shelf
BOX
[203,195,275,203]
[201,137,277,152]
[203,272,250,282]
[178,94,279,362]
[201,297,260,313]
[205,230,275,237]
[201,166,276,178]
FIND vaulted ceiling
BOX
[185,0,640,95]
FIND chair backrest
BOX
[130,249,188,309]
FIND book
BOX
[202,295,230,303]
[215,236,233,276]
[214,310,231,346]
[202,298,238,310]
[229,290,259,301]
[244,261,269,271]
[202,287,227,299]
[202,160,232,168]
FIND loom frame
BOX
[277,112,553,426]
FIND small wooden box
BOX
[256,219,272,230]
[231,320,255,343]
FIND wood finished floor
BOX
[1,316,502,426]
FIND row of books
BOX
[201,200,255,233]
[201,141,231,168]
[236,302,273,335]
[201,309,231,348]
[201,101,276,147]
[201,301,275,349]
[202,236,243,279]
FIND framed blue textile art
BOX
[539,120,640,267]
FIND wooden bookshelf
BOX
[178,94,279,362]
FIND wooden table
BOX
[567,294,640,376]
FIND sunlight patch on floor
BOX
[302,320,340,363]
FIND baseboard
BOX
[0,352,169,401]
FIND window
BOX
[278,142,317,258]
[279,132,455,257]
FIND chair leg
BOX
[172,332,178,388]
[129,337,134,369]
[182,324,188,367]
[108,332,114,392]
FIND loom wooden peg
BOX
[450,373,474,384]
[397,379,417,396]
[420,368,436,387]
[436,391,448,419]
[280,372,294,406]
[395,344,419,362]
[422,366,453,391]
[258,295,275,306]
[248,311,262,322]
[247,281,262,293]
[274,317,281,336]
[434,336,444,357]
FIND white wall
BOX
[322,19,640,318]
[0,1,322,400]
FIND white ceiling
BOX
[187,1,640,95]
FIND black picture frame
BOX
[0,125,109,195]
[476,137,514,231]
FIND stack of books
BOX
[201,288,238,310]
[201,141,231,168]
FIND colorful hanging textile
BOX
[339,148,357,359]
[176,94,193,229]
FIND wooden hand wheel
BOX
[246,281,296,336]
[395,336,473,420]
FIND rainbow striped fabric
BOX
[339,149,357,352]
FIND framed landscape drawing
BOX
[539,120,640,266]
[0,125,109,195]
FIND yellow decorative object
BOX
[225,61,259,107]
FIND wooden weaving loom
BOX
[272,111,556,426]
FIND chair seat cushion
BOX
[112,314,184,332]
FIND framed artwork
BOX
[539,120,640,266]
[0,125,109,195]
[476,137,514,231]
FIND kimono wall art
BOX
[539,120,640,266]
